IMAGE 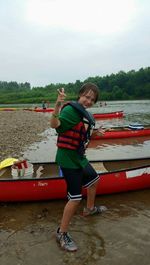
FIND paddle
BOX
[0,158,18,170]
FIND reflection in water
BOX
[88,137,150,148]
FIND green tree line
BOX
[0,67,150,104]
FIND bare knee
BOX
[68,200,81,207]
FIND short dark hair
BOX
[78,82,99,103]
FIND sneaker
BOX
[83,205,107,216]
[56,228,78,252]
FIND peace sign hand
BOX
[56,87,66,106]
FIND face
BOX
[78,90,96,108]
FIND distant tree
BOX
[0,67,150,103]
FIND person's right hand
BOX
[56,88,66,105]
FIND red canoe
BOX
[34,108,54,112]
[0,157,150,202]
[93,111,124,119]
[24,108,124,118]
[36,110,124,117]
[91,125,150,140]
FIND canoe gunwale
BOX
[32,156,150,164]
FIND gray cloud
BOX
[0,0,150,87]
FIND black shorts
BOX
[60,163,99,201]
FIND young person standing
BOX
[50,83,107,252]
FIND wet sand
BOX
[0,191,150,265]
[0,110,150,265]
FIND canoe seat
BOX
[91,162,108,173]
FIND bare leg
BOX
[60,200,80,232]
[86,180,99,209]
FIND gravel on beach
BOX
[0,110,50,161]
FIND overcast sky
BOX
[0,0,150,87]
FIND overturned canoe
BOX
[0,157,150,202]
[91,125,150,139]
[0,108,18,111]
[92,111,124,119]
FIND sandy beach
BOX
[0,110,50,161]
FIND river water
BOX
[23,99,150,162]
[0,100,150,265]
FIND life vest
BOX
[57,101,95,155]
